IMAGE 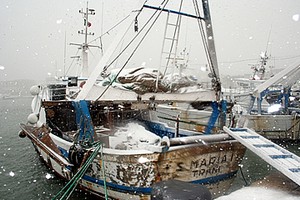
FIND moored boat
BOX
[19,1,246,199]
[20,100,245,199]
[235,60,300,141]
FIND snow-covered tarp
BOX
[99,67,203,94]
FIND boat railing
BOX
[47,84,67,100]
[46,84,82,100]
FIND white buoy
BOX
[161,136,170,147]
[36,121,43,128]
[27,113,38,124]
[29,85,41,96]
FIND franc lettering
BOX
[189,153,233,177]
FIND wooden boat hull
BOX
[20,124,245,199]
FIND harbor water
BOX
[0,97,92,199]
[0,97,299,199]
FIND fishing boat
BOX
[223,51,274,102]
[19,1,246,199]
[220,48,300,141]
[235,60,300,141]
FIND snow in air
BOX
[45,173,53,179]
[9,171,15,177]
[56,19,63,24]
[292,14,300,22]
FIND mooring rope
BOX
[52,142,106,200]
[101,143,108,199]
[239,165,249,186]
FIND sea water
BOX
[0,97,299,199]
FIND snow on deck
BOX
[109,122,162,151]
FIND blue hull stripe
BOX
[82,170,238,194]
[190,171,237,184]
[82,175,152,194]
[58,146,69,158]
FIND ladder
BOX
[224,126,300,186]
[159,12,182,76]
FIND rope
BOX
[101,143,108,199]
[88,14,131,45]
[65,48,80,76]
[239,165,249,186]
[52,142,105,200]
[96,0,170,101]
[192,0,215,79]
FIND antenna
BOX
[63,31,67,77]
[70,2,99,78]
[265,25,272,54]
[251,26,273,80]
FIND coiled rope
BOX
[52,142,107,200]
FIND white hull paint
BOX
[238,114,300,140]
[21,124,245,199]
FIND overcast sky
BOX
[1,0,300,81]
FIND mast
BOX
[70,2,98,78]
[251,52,269,80]
[75,10,137,100]
[201,0,221,97]
[63,31,67,77]
[145,1,221,95]
[77,1,221,102]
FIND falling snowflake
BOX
[56,19,63,24]
[9,171,15,177]
[292,14,299,22]
[45,173,52,179]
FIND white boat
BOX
[235,60,300,140]
[19,1,246,199]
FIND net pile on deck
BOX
[100,67,203,94]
